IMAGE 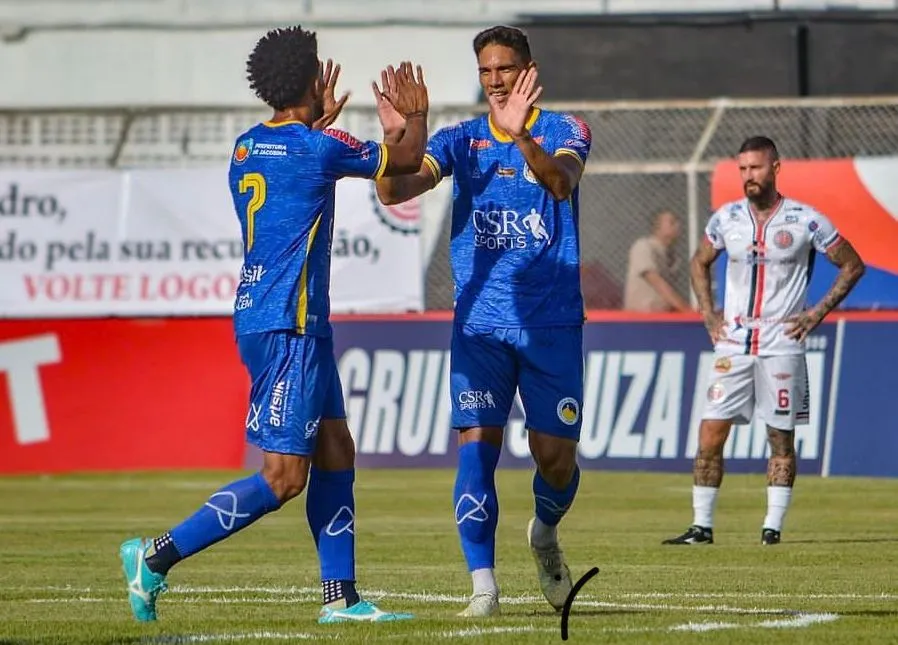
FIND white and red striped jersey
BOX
[705,196,842,356]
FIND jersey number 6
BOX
[238,173,267,251]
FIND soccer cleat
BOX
[119,537,168,621]
[457,592,500,617]
[761,528,782,545]
[526,518,573,612]
[318,599,414,624]
[662,525,714,545]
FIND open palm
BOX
[372,66,406,138]
[488,66,542,138]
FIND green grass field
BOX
[1,469,896,644]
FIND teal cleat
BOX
[119,537,168,621]
[318,599,414,624]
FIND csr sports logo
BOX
[471,208,549,250]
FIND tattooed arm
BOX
[786,240,865,342]
[691,240,725,344]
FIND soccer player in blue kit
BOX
[119,26,429,624]
[376,26,592,617]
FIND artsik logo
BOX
[455,493,489,525]
[535,494,572,519]
[268,381,286,428]
[240,264,265,286]
[245,403,261,433]
[205,491,251,531]
[325,506,355,536]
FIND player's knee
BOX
[539,459,576,489]
[766,427,795,457]
[531,438,578,489]
[261,457,309,503]
[313,419,356,470]
[698,420,731,452]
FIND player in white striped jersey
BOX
[663,136,865,546]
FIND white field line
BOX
[26,587,848,616]
[80,616,842,643]
[34,585,898,602]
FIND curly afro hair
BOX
[246,26,319,111]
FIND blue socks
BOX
[533,465,580,527]
[307,468,359,607]
[165,472,281,564]
[454,441,501,572]
[306,468,356,581]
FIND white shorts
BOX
[703,354,809,431]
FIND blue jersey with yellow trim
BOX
[424,108,591,327]
[228,121,388,337]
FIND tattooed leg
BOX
[694,419,732,487]
[689,419,732,529]
[763,426,796,533]
[766,426,796,487]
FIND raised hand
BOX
[312,59,350,131]
[385,61,429,119]
[372,66,406,139]
[488,66,542,138]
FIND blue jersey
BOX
[424,108,592,327]
[228,121,388,337]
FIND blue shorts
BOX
[450,324,584,440]
[237,331,345,456]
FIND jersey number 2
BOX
[238,173,267,251]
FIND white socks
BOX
[692,485,792,532]
[692,485,720,529]
[472,568,498,597]
[763,486,793,531]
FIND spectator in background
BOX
[623,210,691,312]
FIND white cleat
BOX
[527,517,573,612]
[457,592,500,617]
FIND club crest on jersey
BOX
[523,164,539,184]
[774,230,794,249]
[707,382,726,402]
[714,357,732,373]
[557,397,580,425]
[233,138,253,165]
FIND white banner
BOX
[0,169,423,318]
